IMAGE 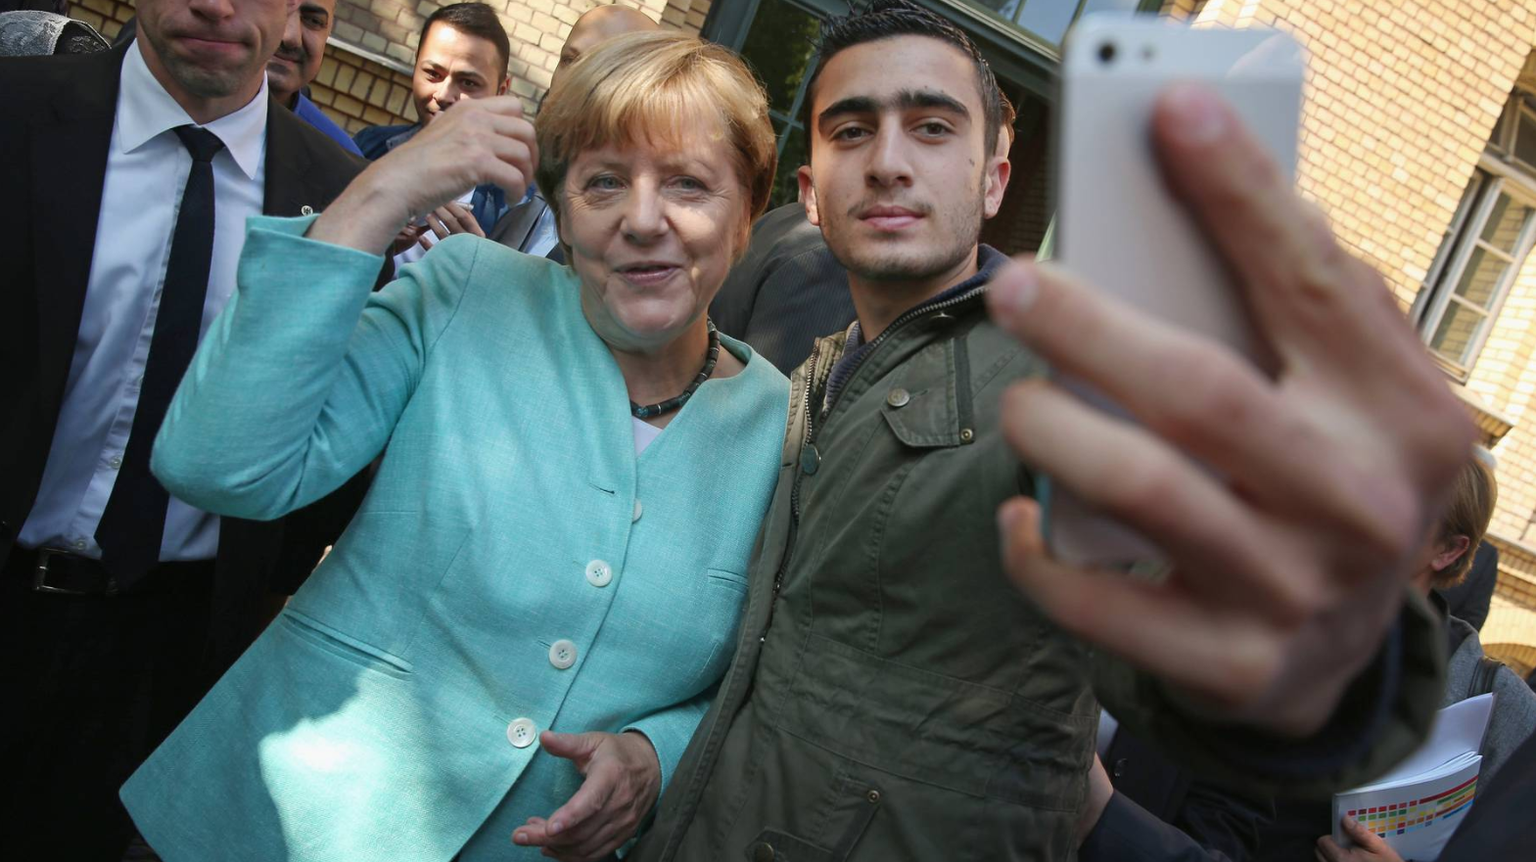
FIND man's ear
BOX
[1431,535,1472,573]
[982,128,1012,220]
[498,75,511,97]
[797,165,820,228]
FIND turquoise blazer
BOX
[120,217,788,861]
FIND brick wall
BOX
[68,0,132,40]
[328,0,709,114]
[1178,0,1536,311]
[1166,0,1536,654]
[66,1,710,138]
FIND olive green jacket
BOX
[631,265,1445,862]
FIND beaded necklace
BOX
[630,319,720,420]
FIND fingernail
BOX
[1163,83,1228,145]
[513,832,526,845]
[989,262,1038,317]
[549,820,563,835]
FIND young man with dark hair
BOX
[354,2,514,248]
[621,2,1470,859]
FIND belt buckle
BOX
[32,548,117,596]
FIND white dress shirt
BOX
[19,41,269,561]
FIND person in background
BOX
[354,2,514,262]
[266,0,360,155]
[1437,540,1497,632]
[551,1,658,90]
[1075,716,1272,862]
[1073,457,1535,862]
[707,203,855,374]
[627,3,1464,860]
[489,2,658,260]
[0,0,372,856]
[121,30,788,862]
[1308,455,1536,862]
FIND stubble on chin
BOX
[142,29,258,100]
[828,198,987,284]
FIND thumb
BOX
[1342,816,1385,850]
[539,730,604,767]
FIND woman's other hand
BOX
[308,96,537,255]
[1315,816,1405,862]
[512,730,661,861]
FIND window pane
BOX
[1013,0,1078,42]
[1517,107,1536,168]
[1453,246,1513,308]
[1478,191,1532,254]
[1430,300,1488,366]
[738,0,822,114]
[1081,0,1144,14]
[770,125,808,211]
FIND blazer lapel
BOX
[32,45,121,407]
[262,99,316,217]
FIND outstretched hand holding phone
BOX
[987,83,1474,736]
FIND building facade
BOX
[65,0,1536,672]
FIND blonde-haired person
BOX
[1311,454,1536,862]
[120,31,781,862]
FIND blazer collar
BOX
[262,96,317,217]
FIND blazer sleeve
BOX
[151,215,478,521]
[622,684,720,804]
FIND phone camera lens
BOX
[1098,42,1117,65]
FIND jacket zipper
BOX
[757,285,987,642]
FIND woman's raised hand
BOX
[512,730,662,861]
[308,96,538,255]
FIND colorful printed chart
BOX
[1346,773,1477,839]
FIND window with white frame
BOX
[1417,92,1536,378]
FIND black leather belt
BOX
[3,546,214,596]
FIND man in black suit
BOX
[708,203,856,374]
[0,0,371,856]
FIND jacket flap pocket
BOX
[880,384,963,449]
[879,339,973,449]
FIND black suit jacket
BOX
[1436,541,1498,632]
[1102,726,1273,862]
[708,202,856,375]
[0,44,370,674]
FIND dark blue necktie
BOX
[96,125,224,585]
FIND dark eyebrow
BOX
[299,2,328,18]
[816,89,970,134]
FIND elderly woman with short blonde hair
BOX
[121,32,783,862]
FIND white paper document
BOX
[1331,693,1495,861]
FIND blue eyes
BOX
[585,176,706,192]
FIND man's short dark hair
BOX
[800,0,1010,157]
[418,3,511,76]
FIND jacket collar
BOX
[262,95,317,217]
[115,40,269,180]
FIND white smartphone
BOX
[1044,15,1306,567]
